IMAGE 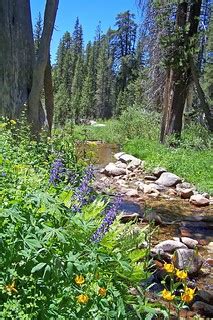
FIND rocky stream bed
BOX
[79,141,213,319]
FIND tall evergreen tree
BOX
[80,44,96,118]
[95,36,115,118]
[34,12,43,58]
[71,55,84,122]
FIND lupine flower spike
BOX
[91,196,121,242]
[49,158,65,185]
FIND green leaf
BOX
[31,262,46,273]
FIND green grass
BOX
[124,138,213,193]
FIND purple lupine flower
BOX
[91,196,122,243]
[49,158,65,185]
[72,165,95,213]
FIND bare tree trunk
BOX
[0,0,34,117]
[189,56,213,131]
[160,1,202,143]
[44,54,54,135]
[28,0,59,135]
[160,2,188,142]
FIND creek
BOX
[77,140,213,295]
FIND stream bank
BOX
[78,140,213,318]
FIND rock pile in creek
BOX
[97,151,211,207]
[95,152,213,318]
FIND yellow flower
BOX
[10,119,16,125]
[163,263,175,273]
[74,275,85,285]
[162,289,175,301]
[176,269,187,280]
[5,281,18,294]
[181,287,196,303]
[98,287,107,297]
[76,294,89,304]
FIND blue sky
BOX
[30,0,140,62]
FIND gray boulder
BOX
[156,172,182,187]
[115,161,127,169]
[154,240,187,253]
[126,189,139,197]
[103,163,126,176]
[190,194,210,207]
[173,237,198,249]
[148,183,166,192]
[119,153,140,163]
[173,248,203,275]
[153,167,167,178]
[127,158,143,171]
[192,301,213,318]
[178,188,194,199]
[114,152,125,160]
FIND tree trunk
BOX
[160,2,188,142]
[189,56,213,131]
[44,54,54,135]
[160,0,202,143]
[0,0,34,118]
[28,0,59,135]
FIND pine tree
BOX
[80,44,96,118]
[54,31,73,125]
[95,36,115,118]
[71,55,84,122]
[34,12,43,58]
[72,17,83,64]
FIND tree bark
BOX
[44,54,54,135]
[189,56,213,131]
[0,0,34,117]
[160,0,202,143]
[28,0,59,135]
[160,2,188,142]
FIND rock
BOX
[195,290,213,305]
[202,192,210,199]
[173,248,203,275]
[190,194,210,207]
[120,212,140,223]
[167,188,177,196]
[155,172,182,187]
[154,240,187,253]
[173,237,198,249]
[176,182,193,190]
[103,163,126,176]
[114,152,125,160]
[115,161,127,169]
[143,184,154,194]
[148,183,166,192]
[153,167,167,178]
[137,182,145,191]
[127,158,143,171]
[148,191,160,198]
[206,242,213,254]
[143,212,164,225]
[119,153,140,164]
[178,188,194,199]
[192,301,213,318]
[205,258,213,267]
[144,175,157,181]
[126,189,139,197]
